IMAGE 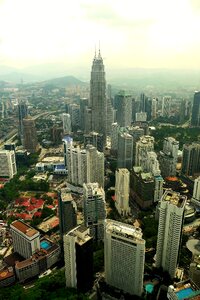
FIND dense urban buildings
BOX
[104,219,145,296]
[64,225,93,292]
[115,168,130,216]
[83,182,106,242]
[155,190,187,278]
[0,150,17,179]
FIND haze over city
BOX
[1,0,200,72]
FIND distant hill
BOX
[0,71,43,83]
[41,75,87,88]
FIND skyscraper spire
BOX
[98,40,101,58]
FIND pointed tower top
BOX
[98,40,101,58]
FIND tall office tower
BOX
[117,132,133,170]
[139,93,152,121]
[104,219,145,296]
[58,188,77,236]
[181,142,200,177]
[135,135,154,167]
[159,137,179,178]
[86,145,104,187]
[151,98,158,119]
[162,96,172,117]
[18,99,28,145]
[68,104,80,132]
[127,126,144,165]
[64,225,93,292]
[83,183,106,242]
[23,117,39,153]
[115,91,132,127]
[90,49,107,141]
[62,113,71,134]
[80,97,89,131]
[155,190,186,278]
[191,91,200,127]
[83,131,104,152]
[111,122,120,155]
[192,176,200,206]
[0,150,17,179]
[115,168,130,216]
[63,136,73,168]
[10,220,40,259]
[67,146,87,186]
[106,96,115,135]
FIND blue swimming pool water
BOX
[40,240,51,250]
[176,287,193,299]
[145,284,154,294]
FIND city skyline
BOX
[1,0,200,70]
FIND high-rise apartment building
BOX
[18,100,28,145]
[159,137,179,178]
[115,91,132,127]
[58,188,77,236]
[23,117,39,153]
[10,220,40,259]
[90,50,107,140]
[66,144,104,187]
[104,219,145,296]
[191,176,200,206]
[86,144,104,187]
[162,96,172,117]
[191,91,200,127]
[117,132,133,170]
[67,146,87,186]
[64,225,93,292]
[155,190,186,278]
[62,113,71,134]
[181,142,200,177]
[0,150,17,179]
[83,183,106,242]
[135,135,154,167]
[63,136,73,168]
[115,168,130,216]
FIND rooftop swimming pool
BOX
[176,287,193,299]
[145,283,154,294]
[40,240,51,250]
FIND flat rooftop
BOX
[163,191,186,208]
[68,225,92,246]
[11,220,39,237]
[106,219,144,243]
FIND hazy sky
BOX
[0,0,200,69]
